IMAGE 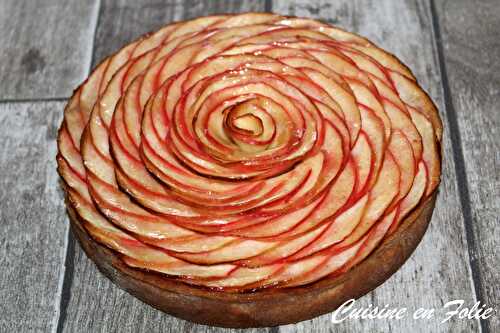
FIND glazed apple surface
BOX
[57,13,442,291]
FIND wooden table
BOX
[0,1,498,332]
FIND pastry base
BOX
[66,193,437,328]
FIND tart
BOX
[57,13,442,327]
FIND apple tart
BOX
[57,13,442,327]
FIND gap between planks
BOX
[429,1,489,332]
[0,97,68,104]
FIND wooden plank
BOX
[433,0,500,331]
[61,1,273,332]
[92,0,268,66]
[0,101,68,332]
[0,1,99,100]
[272,1,480,332]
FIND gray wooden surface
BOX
[433,0,500,331]
[0,102,66,332]
[0,0,497,332]
[0,0,99,100]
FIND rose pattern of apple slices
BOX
[57,13,442,291]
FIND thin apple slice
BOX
[290,194,369,260]
[211,12,278,28]
[383,100,423,164]
[339,151,400,246]
[62,88,89,152]
[143,234,236,253]
[386,130,416,211]
[388,161,428,234]
[345,209,397,269]
[260,253,328,288]
[348,43,415,80]
[199,264,283,289]
[408,107,441,195]
[389,71,442,140]
[57,125,86,179]
[280,159,356,236]
[238,223,330,267]
[173,239,276,265]
[337,46,392,86]
[346,78,391,141]
[307,49,375,91]
[357,105,386,189]
[230,192,324,238]
[124,256,236,280]
[351,132,374,195]
[272,236,361,287]
[65,188,174,264]
[299,68,360,146]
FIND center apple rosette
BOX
[57,13,442,291]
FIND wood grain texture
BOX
[272,1,479,332]
[0,102,67,332]
[434,0,500,331]
[0,1,99,100]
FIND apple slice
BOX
[339,151,400,247]
[344,209,397,270]
[386,130,416,211]
[237,223,330,267]
[408,107,441,195]
[199,264,283,289]
[279,158,356,237]
[289,194,369,260]
[173,239,277,264]
[250,235,366,289]
[124,256,236,280]
[388,161,428,234]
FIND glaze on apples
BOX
[57,13,442,291]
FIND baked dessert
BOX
[57,13,442,327]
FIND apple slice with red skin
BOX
[226,193,324,238]
[64,187,176,265]
[349,43,415,80]
[198,264,284,289]
[227,223,330,268]
[351,132,374,196]
[336,46,393,87]
[356,105,386,190]
[383,100,423,165]
[272,237,366,288]
[172,238,278,264]
[388,161,428,234]
[289,194,369,260]
[57,125,86,180]
[307,49,377,92]
[336,151,400,247]
[386,130,416,212]
[123,255,236,280]
[345,78,391,141]
[264,158,356,238]
[408,107,441,195]
[344,209,397,270]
